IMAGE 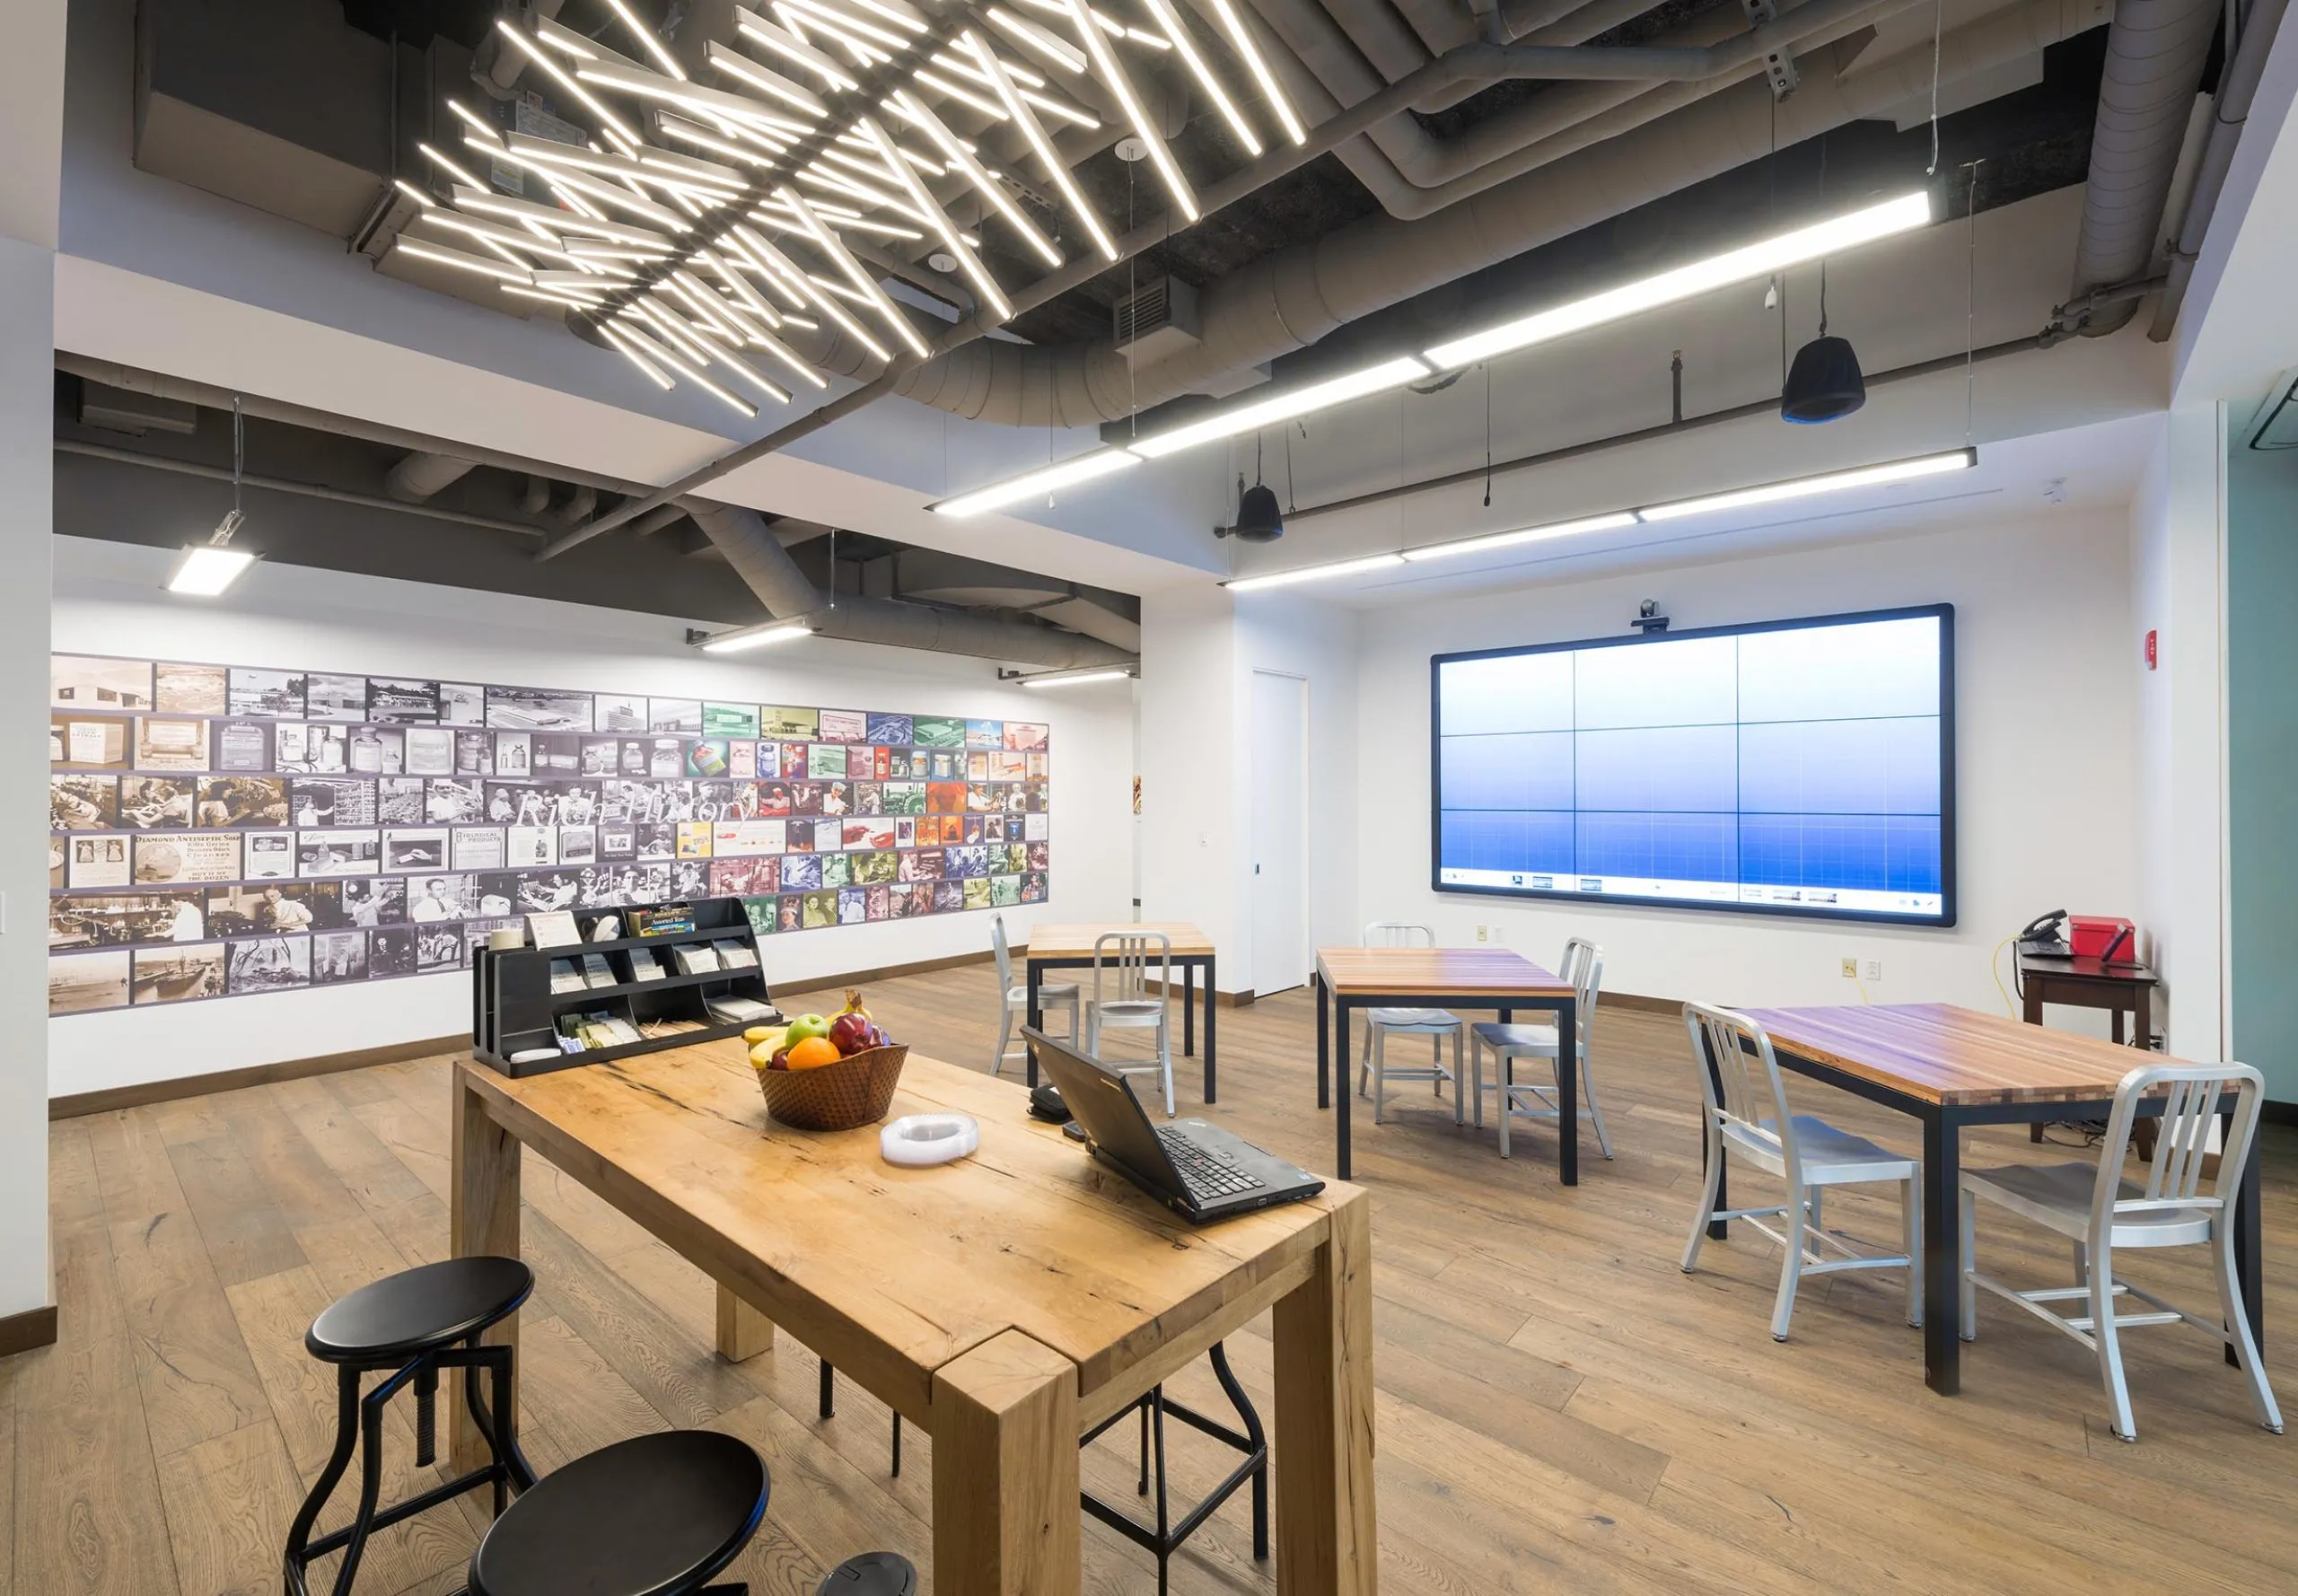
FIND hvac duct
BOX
[2067,0,2221,335]
[2150,0,2291,338]
[890,0,2102,426]
[685,504,1136,669]
[382,452,478,502]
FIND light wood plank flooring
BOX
[17,968,2297,1594]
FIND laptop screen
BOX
[1023,1028,1188,1199]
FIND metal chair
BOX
[285,1257,536,1596]
[1087,930,1176,1117]
[1959,1061,2283,1443]
[991,913,1076,1075]
[1355,922,1462,1125]
[1680,1003,1922,1342]
[1467,937,1610,1161]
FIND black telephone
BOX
[2018,910,2071,956]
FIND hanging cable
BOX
[1927,0,1943,176]
[217,395,247,544]
[1965,159,1983,447]
[1482,364,1493,508]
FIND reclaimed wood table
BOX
[1723,1003,2263,1396]
[450,1041,1374,1595]
[1311,948,1575,1183]
[1024,922,1219,1100]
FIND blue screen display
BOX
[1433,608,1952,923]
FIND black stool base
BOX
[1080,1343,1268,1596]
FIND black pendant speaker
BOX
[1232,481,1285,541]
[1780,334,1867,424]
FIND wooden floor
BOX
[16,967,2298,1595]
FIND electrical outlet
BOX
[1864,959,1882,982]
[1476,925,1488,943]
[1490,923,1505,944]
[1840,957,1858,978]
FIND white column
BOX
[0,0,64,1336]
[1137,584,1245,986]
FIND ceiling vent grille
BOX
[1112,276,1202,364]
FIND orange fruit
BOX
[785,1036,843,1071]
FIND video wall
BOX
[48,653,1050,1015]
[1433,607,1952,924]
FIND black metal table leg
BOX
[1700,1029,1729,1241]
[1314,972,1328,1110]
[1183,962,1195,1057]
[1026,960,1043,1087]
[1921,1108,1963,1394]
[1335,1002,1352,1180]
[1555,995,1578,1187]
[1203,957,1217,1103]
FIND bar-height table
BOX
[1718,1003,2264,1397]
[1312,948,1576,1183]
[451,1042,1374,1595]
[1024,922,1218,1100]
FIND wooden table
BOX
[1024,923,1218,1100]
[1311,948,1574,1183]
[1721,1003,2262,1396]
[449,1042,1374,1595]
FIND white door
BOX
[1250,670,1310,996]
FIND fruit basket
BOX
[757,1042,909,1132]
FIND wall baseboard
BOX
[51,1034,469,1119]
[779,948,995,994]
[1603,991,1683,1017]
[0,1304,58,1357]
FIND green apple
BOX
[785,1013,832,1047]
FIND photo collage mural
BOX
[48,653,1050,1014]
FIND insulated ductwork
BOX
[2067,0,2220,335]
[382,452,478,502]
[2150,0,2291,338]
[893,0,2104,425]
[686,504,1136,669]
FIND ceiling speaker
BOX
[1780,335,1867,424]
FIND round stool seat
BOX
[306,1257,533,1364]
[469,1430,768,1596]
[819,1552,916,1595]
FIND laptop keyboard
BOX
[1157,1127,1267,1199]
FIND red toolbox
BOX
[2068,916,2136,960]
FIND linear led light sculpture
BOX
[392,1,1304,408]
[1221,449,1977,591]
[926,194,1934,519]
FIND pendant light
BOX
[1781,261,1865,425]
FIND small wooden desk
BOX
[1723,1004,2262,1396]
[1312,949,1574,1183]
[450,1043,1374,1595]
[1024,923,1218,1100]
[2020,952,2158,1046]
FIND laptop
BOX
[1024,1027,1324,1222]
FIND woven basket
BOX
[757,1042,908,1132]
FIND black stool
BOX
[463,1429,768,1595]
[1082,1343,1267,1596]
[285,1257,536,1596]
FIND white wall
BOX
[50,537,1136,1098]
[2129,407,2231,1059]
[1355,509,2140,1021]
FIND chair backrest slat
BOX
[2108,1062,2262,1225]
[991,914,1013,989]
[1093,930,1171,1008]
[1363,921,1434,950]
[1563,937,1603,1052]
[1682,1001,1802,1175]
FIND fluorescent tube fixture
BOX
[1224,553,1404,592]
[1018,667,1135,687]
[697,618,816,653]
[168,544,259,597]
[1399,512,1640,561]
[932,448,1141,517]
[1638,448,1976,521]
[1423,193,1933,371]
[1128,357,1430,460]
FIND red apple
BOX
[829,1011,874,1056]
[769,1048,791,1072]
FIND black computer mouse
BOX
[1028,1083,1069,1123]
[818,1552,916,1596]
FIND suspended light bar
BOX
[1128,357,1429,459]
[697,618,817,653]
[1425,192,1934,370]
[1016,666,1135,687]
[168,545,259,597]
[1060,0,1197,221]
[601,0,689,80]
[1223,449,1979,590]
[931,449,1141,517]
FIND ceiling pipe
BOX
[382,451,478,502]
[684,503,1136,668]
[2067,0,2221,336]
[2149,0,2290,338]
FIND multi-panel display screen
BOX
[1433,606,1953,924]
